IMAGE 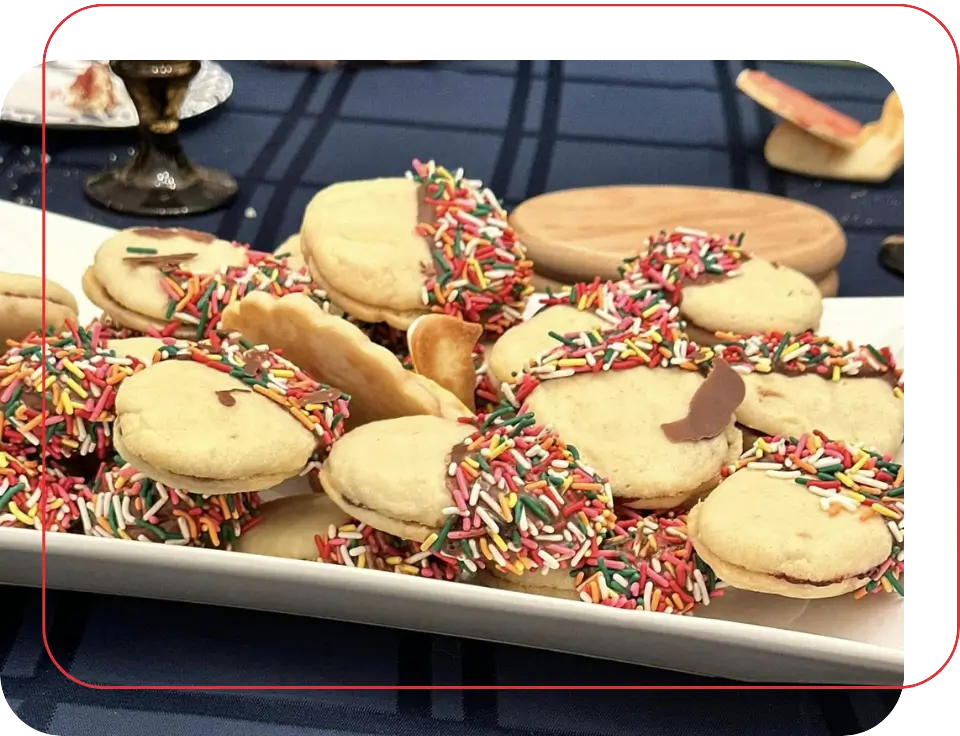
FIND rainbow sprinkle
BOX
[0,323,147,461]
[427,411,617,576]
[316,521,462,580]
[151,332,351,468]
[144,247,331,340]
[90,317,142,340]
[80,457,261,548]
[574,507,722,613]
[714,331,904,395]
[726,431,904,597]
[536,229,749,341]
[617,228,749,302]
[540,277,683,329]
[471,344,500,416]
[503,320,713,407]
[408,159,533,335]
[0,448,89,531]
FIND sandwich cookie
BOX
[300,159,533,334]
[501,321,744,509]
[715,332,904,456]
[222,292,472,427]
[688,432,904,599]
[79,457,261,548]
[617,229,823,345]
[83,227,330,339]
[113,332,350,494]
[319,412,617,579]
[0,273,79,346]
[0,448,91,532]
[0,323,147,462]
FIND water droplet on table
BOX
[244,207,257,219]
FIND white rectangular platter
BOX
[0,201,904,685]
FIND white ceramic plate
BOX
[0,60,233,129]
[0,201,904,684]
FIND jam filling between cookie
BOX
[771,564,883,588]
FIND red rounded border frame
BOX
[35,2,955,692]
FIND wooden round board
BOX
[510,185,847,284]
[531,268,840,298]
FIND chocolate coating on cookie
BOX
[662,359,745,442]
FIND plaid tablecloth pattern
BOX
[1,60,903,736]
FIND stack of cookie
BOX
[0,162,904,619]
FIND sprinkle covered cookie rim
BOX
[714,330,904,394]
[502,319,714,409]
[539,228,748,339]
[408,159,534,335]
[617,228,749,299]
[539,277,683,330]
[123,243,331,341]
[726,431,903,598]
[424,411,617,577]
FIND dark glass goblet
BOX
[84,60,237,216]
[879,235,904,277]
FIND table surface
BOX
[0,60,903,735]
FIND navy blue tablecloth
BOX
[1,61,902,736]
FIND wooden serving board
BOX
[510,185,847,286]
[531,269,840,298]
